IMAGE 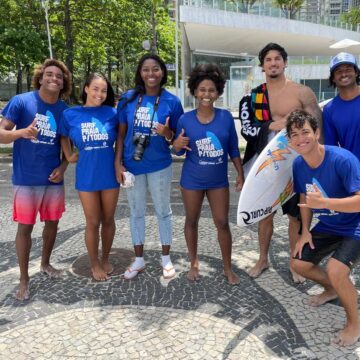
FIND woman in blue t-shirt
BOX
[115,54,184,280]
[173,64,244,285]
[60,73,119,281]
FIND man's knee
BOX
[17,223,34,237]
[291,258,311,274]
[258,214,274,230]
[327,258,349,287]
[44,220,59,229]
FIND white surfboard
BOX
[237,129,299,227]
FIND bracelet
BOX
[165,131,174,142]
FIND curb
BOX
[0,154,12,163]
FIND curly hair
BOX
[258,43,288,67]
[187,63,226,96]
[32,59,72,99]
[286,109,318,138]
[81,73,115,107]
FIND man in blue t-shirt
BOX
[287,110,360,347]
[0,59,72,301]
[323,52,360,160]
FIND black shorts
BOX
[294,232,360,269]
[281,193,300,218]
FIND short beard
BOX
[269,74,279,79]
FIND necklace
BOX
[196,110,214,124]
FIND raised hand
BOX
[156,116,173,140]
[298,184,326,209]
[21,119,38,140]
[173,128,191,152]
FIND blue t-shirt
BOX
[323,95,360,161]
[59,105,119,191]
[293,146,360,240]
[117,89,184,175]
[1,91,68,186]
[175,108,240,190]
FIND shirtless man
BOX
[239,43,322,282]
[0,59,72,300]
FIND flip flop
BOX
[163,264,176,279]
[123,266,145,280]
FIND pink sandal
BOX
[163,263,176,279]
[124,266,145,280]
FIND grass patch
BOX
[0,147,12,154]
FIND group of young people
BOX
[1,43,360,346]
[240,43,360,347]
[0,53,243,300]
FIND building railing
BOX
[180,0,360,32]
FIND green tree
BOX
[342,8,360,31]
[0,0,177,97]
[226,0,258,13]
[0,0,49,93]
[273,0,304,19]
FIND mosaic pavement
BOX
[1,159,360,359]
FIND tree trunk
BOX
[116,56,121,94]
[64,0,75,101]
[151,5,158,54]
[25,64,31,92]
[16,62,23,95]
[107,58,112,84]
[86,56,91,77]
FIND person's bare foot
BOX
[187,266,200,281]
[224,270,240,285]
[290,268,306,284]
[40,264,63,278]
[332,322,360,346]
[91,264,110,281]
[247,260,269,278]
[15,279,30,301]
[101,260,114,275]
[308,289,338,307]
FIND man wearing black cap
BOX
[323,52,360,160]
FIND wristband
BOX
[165,131,174,142]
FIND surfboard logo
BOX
[239,206,273,225]
[272,178,294,207]
[256,147,291,175]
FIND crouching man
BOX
[287,109,360,346]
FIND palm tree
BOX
[274,0,305,20]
